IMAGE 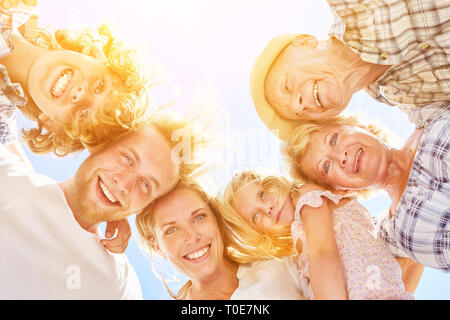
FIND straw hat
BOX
[249,33,303,142]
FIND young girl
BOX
[221,169,417,299]
[0,1,150,156]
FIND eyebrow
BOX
[247,189,262,223]
[314,132,329,176]
[316,159,323,177]
[324,132,329,146]
[128,146,141,165]
[254,188,260,202]
[160,221,175,229]
[192,208,206,216]
[151,176,160,192]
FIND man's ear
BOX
[38,114,58,132]
[293,34,319,48]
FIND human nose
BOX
[112,172,136,196]
[332,151,348,167]
[260,202,274,217]
[183,227,201,244]
[70,83,91,104]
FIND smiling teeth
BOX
[354,148,362,173]
[99,179,118,204]
[51,71,72,98]
[185,246,209,260]
[313,82,322,107]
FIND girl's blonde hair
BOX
[135,179,235,300]
[20,22,151,156]
[282,113,391,198]
[220,169,302,264]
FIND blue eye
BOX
[252,212,260,224]
[165,227,176,235]
[323,161,330,174]
[259,190,265,201]
[95,80,105,94]
[120,153,133,167]
[141,179,151,194]
[193,214,206,223]
[78,109,89,120]
[330,133,338,145]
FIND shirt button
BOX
[380,51,389,59]
[421,43,430,49]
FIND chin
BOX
[327,101,348,117]
[78,200,109,222]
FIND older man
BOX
[0,110,203,299]
[250,0,450,140]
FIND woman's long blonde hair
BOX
[220,169,302,264]
[20,22,151,156]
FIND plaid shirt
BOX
[0,6,34,145]
[328,0,450,127]
[376,106,450,272]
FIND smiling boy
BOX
[0,1,150,155]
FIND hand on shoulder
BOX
[291,183,328,206]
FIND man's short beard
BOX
[72,176,111,225]
[70,161,115,226]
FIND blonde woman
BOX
[136,180,304,300]
[221,169,423,299]
[0,1,150,156]
[283,106,450,273]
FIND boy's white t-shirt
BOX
[0,146,142,299]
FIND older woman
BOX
[283,106,450,272]
[135,181,305,300]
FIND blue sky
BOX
[18,0,449,299]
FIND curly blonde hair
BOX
[282,113,392,198]
[135,180,235,300]
[220,169,301,264]
[19,22,151,156]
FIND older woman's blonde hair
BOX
[135,179,235,300]
[282,113,393,198]
[220,169,302,264]
[20,22,151,156]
